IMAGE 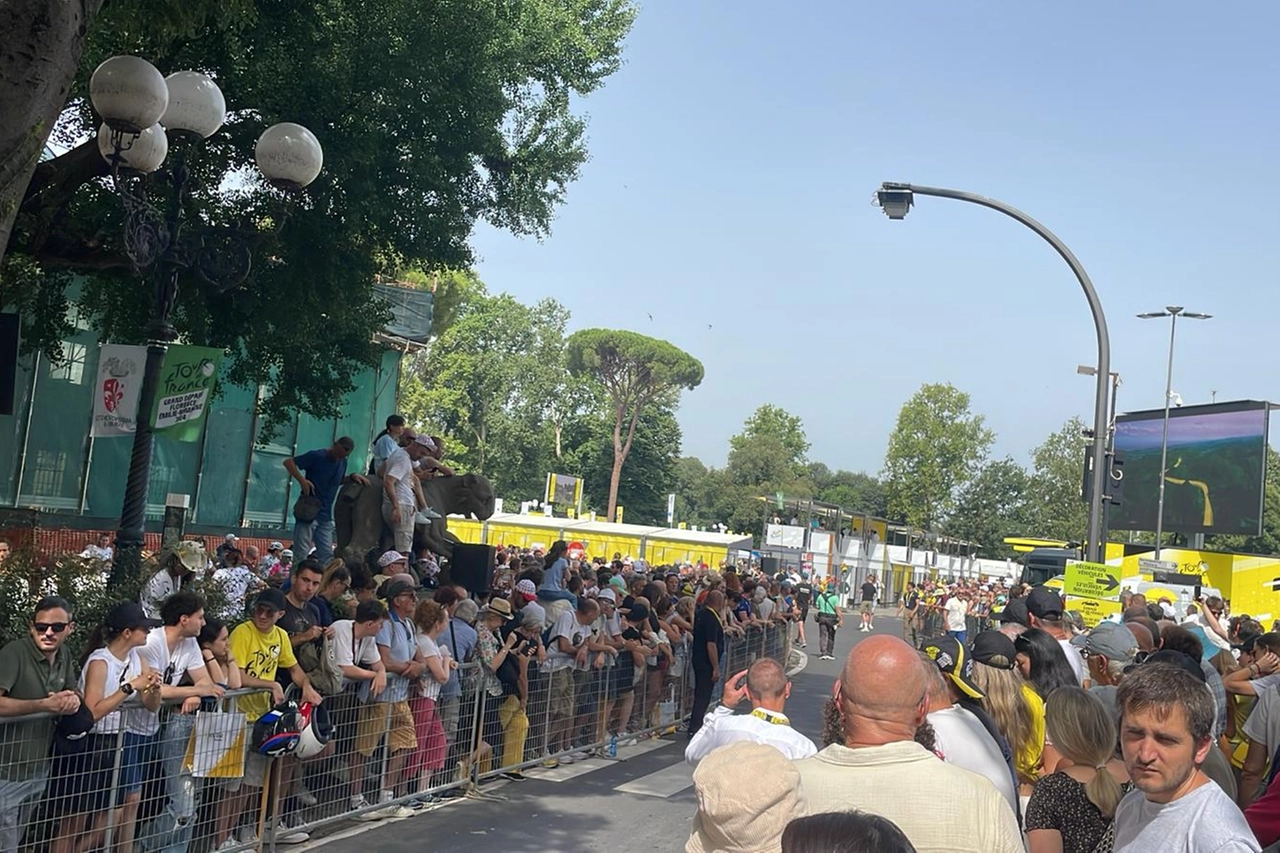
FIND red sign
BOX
[567,541,586,559]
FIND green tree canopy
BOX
[882,382,994,530]
[1025,416,1090,543]
[946,457,1034,559]
[3,0,636,427]
[566,329,703,520]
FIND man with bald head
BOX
[794,635,1023,852]
[685,657,817,763]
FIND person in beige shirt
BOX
[794,635,1024,853]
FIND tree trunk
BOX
[607,400,625,521]
[0,0,103,269]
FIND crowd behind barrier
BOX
[0,620,791,853]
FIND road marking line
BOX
[613,760,694,799]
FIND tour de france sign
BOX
[151,345,223,442]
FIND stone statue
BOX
[334,472,496,562]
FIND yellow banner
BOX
[1067,596,1122,629]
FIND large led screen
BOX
[1111,400,1269,535]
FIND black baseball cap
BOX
[971,631,1018,670]
[627,603,651,623]
[105,601,159,631]
[921,635,985,700]
[997,598,1029,626]
[1026,586,1065,621]
[253,588,288,612]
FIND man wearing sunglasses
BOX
[0,596,82,853]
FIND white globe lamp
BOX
[89,56,169,134]
[96,123,169,173]
[254,122,323,190]
[160,71,226,138]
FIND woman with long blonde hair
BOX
[1025,687,1130,853]
[970,631,1044,790]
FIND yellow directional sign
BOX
[1064,560,1122,601]
[1067,596,1123,628]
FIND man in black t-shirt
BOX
[859,575,878,632]
[897,582,921,646]
[689,590,726,738]
[277,559,329,690]
[793,577,813,649]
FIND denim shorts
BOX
[120,731,157,794]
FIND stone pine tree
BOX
[566,329,703,523]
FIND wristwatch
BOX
[120,682,136,696]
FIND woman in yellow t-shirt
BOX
[970,630,1046,792]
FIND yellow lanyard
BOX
[750,708,790,726]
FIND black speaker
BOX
[450,544,495,596]
[761,556,780,575]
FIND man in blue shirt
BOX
[284,437,367,562]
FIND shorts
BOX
[120,731,157,794]
[326,690,360,758]
[219,737,273,792]
[355,701,417,757]
[548,668,576,718]
[609,666,635,699]
[797,605,810,622]
[860,600,875,614]
[574,670,600,717]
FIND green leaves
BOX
[882,382,995,531]
[6,0,636,430]
[566,328,703,518]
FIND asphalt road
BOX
[301,612,905,853]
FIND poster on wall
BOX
[91,344,148,437]
[151,345,223,442]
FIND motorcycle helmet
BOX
[294,701,335,760]
[252,699,302,757]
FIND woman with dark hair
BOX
[369,414,407,476]
[782,812,917,853]
[537,540,576,606]
[51,603,162,853]
[1015,628,1080,703]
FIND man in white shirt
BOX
[686,657,816,763]
[381,434,434,553]
[944,588,971,643]
[80,533,114,563]
[139,590,222,853]
[1027,585,1086,685]
[140,541,207,621]
[1113,662,1259,851]
[331,599,390,817]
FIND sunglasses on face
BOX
[33,622,69,634]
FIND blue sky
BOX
[470,3,1280,476]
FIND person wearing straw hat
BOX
[685,741,801,853]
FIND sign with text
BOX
[91,344,148,437]
[1067,595,1123,628]
[765,524,806,549]
[1064,560,1122,601]
[151,345,222,442]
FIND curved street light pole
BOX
[877,182,1111,563]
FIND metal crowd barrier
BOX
[0,623,793,853]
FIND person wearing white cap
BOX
[513,579,545,628]
[382,434,437,554]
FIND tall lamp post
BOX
[875,182,1112,563]
[89,55,325,588]
[1137,306,1212,560]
